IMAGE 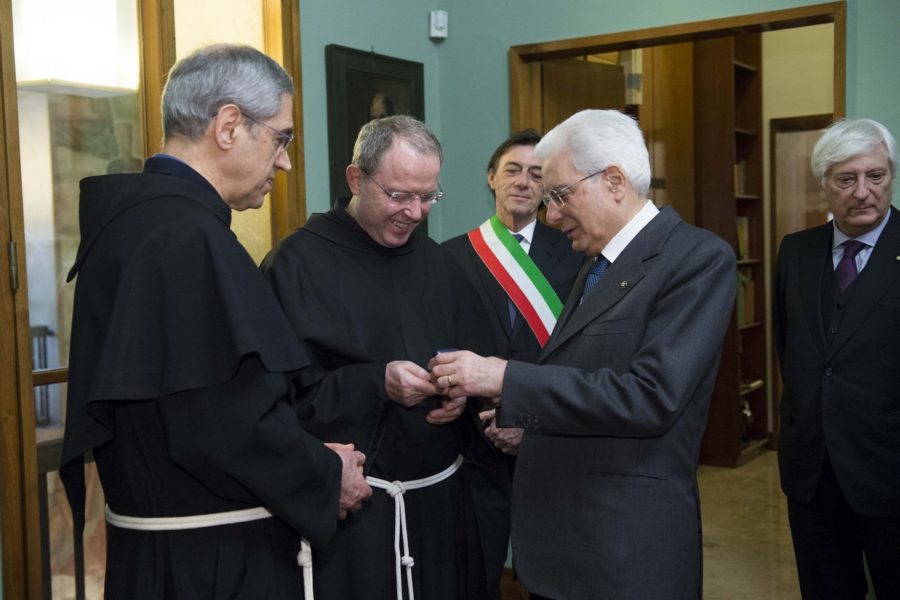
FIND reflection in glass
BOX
[15,2,141,597]
[19,77,143,426]
[37,385,106,598]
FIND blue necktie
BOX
[583,255,610,298]
[508,234,525,326]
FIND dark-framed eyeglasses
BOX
[359,167,444,205]
[241,112,294,151]
[541,169,606,208]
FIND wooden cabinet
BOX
[693,33,770,466]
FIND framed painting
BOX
[325,44,425,202]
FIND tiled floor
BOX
[699,450,800,599]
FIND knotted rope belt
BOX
[104,505,314,599]
[104,454,463,600]
[365,454,464,600]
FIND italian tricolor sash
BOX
[467,216,563,347]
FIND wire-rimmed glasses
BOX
[541,169,606,208]
[360,167,444,205]
[241,112,294,151]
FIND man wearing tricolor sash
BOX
[443,129,582,600]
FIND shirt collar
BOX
[508,218,537,245]
[832,208,891,249]
[601,200,660,262]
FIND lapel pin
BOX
[620,281,628,289]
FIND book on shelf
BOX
[735,216,750,260]
[736,269,755,325]
[734,160,747,195]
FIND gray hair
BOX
[162,44,293,141]
[535,109,651,197]
[811,118,897,185]
[352,115,443,174]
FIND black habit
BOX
[261,202,494,600]
[62,156,342,599]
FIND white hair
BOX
[535,109,651,196]
[811,118,897,185]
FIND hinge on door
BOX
[8,240,18,290]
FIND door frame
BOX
[768,113,833,447]
[0,1,176,596]
[508,1,846,131]
[1,1,309,595]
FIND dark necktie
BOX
[583,255,610,299]
[835,240,866,291]
[508,233,525,326]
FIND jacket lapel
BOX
[827,209,900,357]
[797,226,831,358]
[539,206,675,359]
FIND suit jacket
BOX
[443,219,583,365]
[774,206,900,517]
[496,206,736,600]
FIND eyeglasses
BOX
[241,112,294,151]
[541,169,606,208]
[360,167,444,205]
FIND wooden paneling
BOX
[510,2,843,63]
[509,2,846,133]
[540,59,625,131]
[139,0,176,157]
[0,1,176,596]
[509,53,542,133]
[1,0,43,592]
[694,34,769,467]
[642,43,694,222]
[270,0,308,243]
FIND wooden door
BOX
[0,1,174,596]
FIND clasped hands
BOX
[325,442,371,519]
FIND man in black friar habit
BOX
[62,43,371,599]
[261,115,494,600]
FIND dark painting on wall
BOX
[325,44,424,203]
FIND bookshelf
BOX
[693,33,770,467]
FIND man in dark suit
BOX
[429,109,736,599]
[443,130,582,599]
[774,118,900,600]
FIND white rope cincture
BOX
[105,504,314,599]
[365,454,464,600]
[103,453,464,600]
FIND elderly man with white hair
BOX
[430,109,736,599]
[775,117,900,600]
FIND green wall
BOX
[300,0,900,241]
[298,0,443,215]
